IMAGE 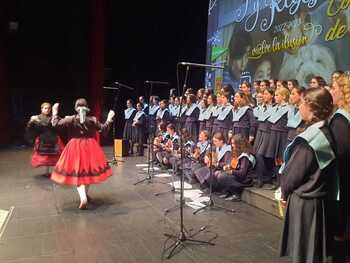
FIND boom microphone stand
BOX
[163,63,221,259]
[104,82,134,165]
[134,80,170,185]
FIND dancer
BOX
[50,98,115,210]
[279,88,335,263]
[26,102,64,173]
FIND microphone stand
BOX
[104,82,135,165]
[163,65,214,260]
[134,81,167,186]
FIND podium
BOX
[114,139,128,157]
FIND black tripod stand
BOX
[134,81,170,185]
[162,63,215,259]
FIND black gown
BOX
[184,104,200,142]
[123,107,136,141]
[328,109,350,236]
[279,121,336,263]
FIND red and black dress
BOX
[26,114,64,167]
[50,115,113,186]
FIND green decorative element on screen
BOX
[211,47,228,62]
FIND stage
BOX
[0,147,291,263]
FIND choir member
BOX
[232,91,256,143]
[132,103,147,156]
[184,94,200,142]
[155,123,179,168]
[156,100,171,126]
[50,98,114,209]
[212,91,233,140]
[217,134,255,201]
[189,130,210,182]
[279,88,335,263]
[148,96,160,138]
[198,93,208,132]
[122,99,136,155]
[329,75,350,262]
[265,87,290,187]
[138,96,149,114]
[286,86,305,144]
[194,132,231,189]
[253,87,276,188]
[287,79,299,92]
[204,94,218,135]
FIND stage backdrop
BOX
[206,0,350,91]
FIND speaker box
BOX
[114,139,128,157]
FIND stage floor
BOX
[0,147,291,263]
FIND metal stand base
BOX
[193,198,235,215]
[163,229,215,259]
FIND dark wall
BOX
[1,0,209,145]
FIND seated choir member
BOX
[265,87,290,187]
[148,96,160,138]
[152,121,168,163]
[217,134,255,201]
[123,99,136,155]
[231,91,256,143]
[253,87,276,188]
[279,88,336,263]
[329,74,350,262]
[184,94,200,142]
[155,123,179,168]
[286,86,305,144]
[132,103,146,156]
[188,130,210,183]
[27,102,64,172]
[168,128,195,176]
[193,132,231,190]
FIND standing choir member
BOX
[279,88,335,263]
[212,92,233,140]
[50,98,114,209]
[148,96,160,137]
[329,75,350,262]
[217,134,255,201]
[156,100,171,127]
[198,95,208,132]
[286,86,305,144]
[132,103,147,156]
[204,94,218,135]
[265,87,290,186]
[27,102,64,171]
[177,96,188,131]
[194,132,231,189]
[184,94,200,142]
[123,99,136,155]
[253,87,276,187]
[139,96,149,114]
[232,91,256,143]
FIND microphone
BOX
[114,82,134,90]
[178,62,224,69]
[145,80,170,85]
[103,86,119,90]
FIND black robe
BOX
[280,124,336,263]
[329,111,350,235]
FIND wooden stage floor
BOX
[0,147,291,263]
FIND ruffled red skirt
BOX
[51,138,112,186]
[31,137,64,167]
